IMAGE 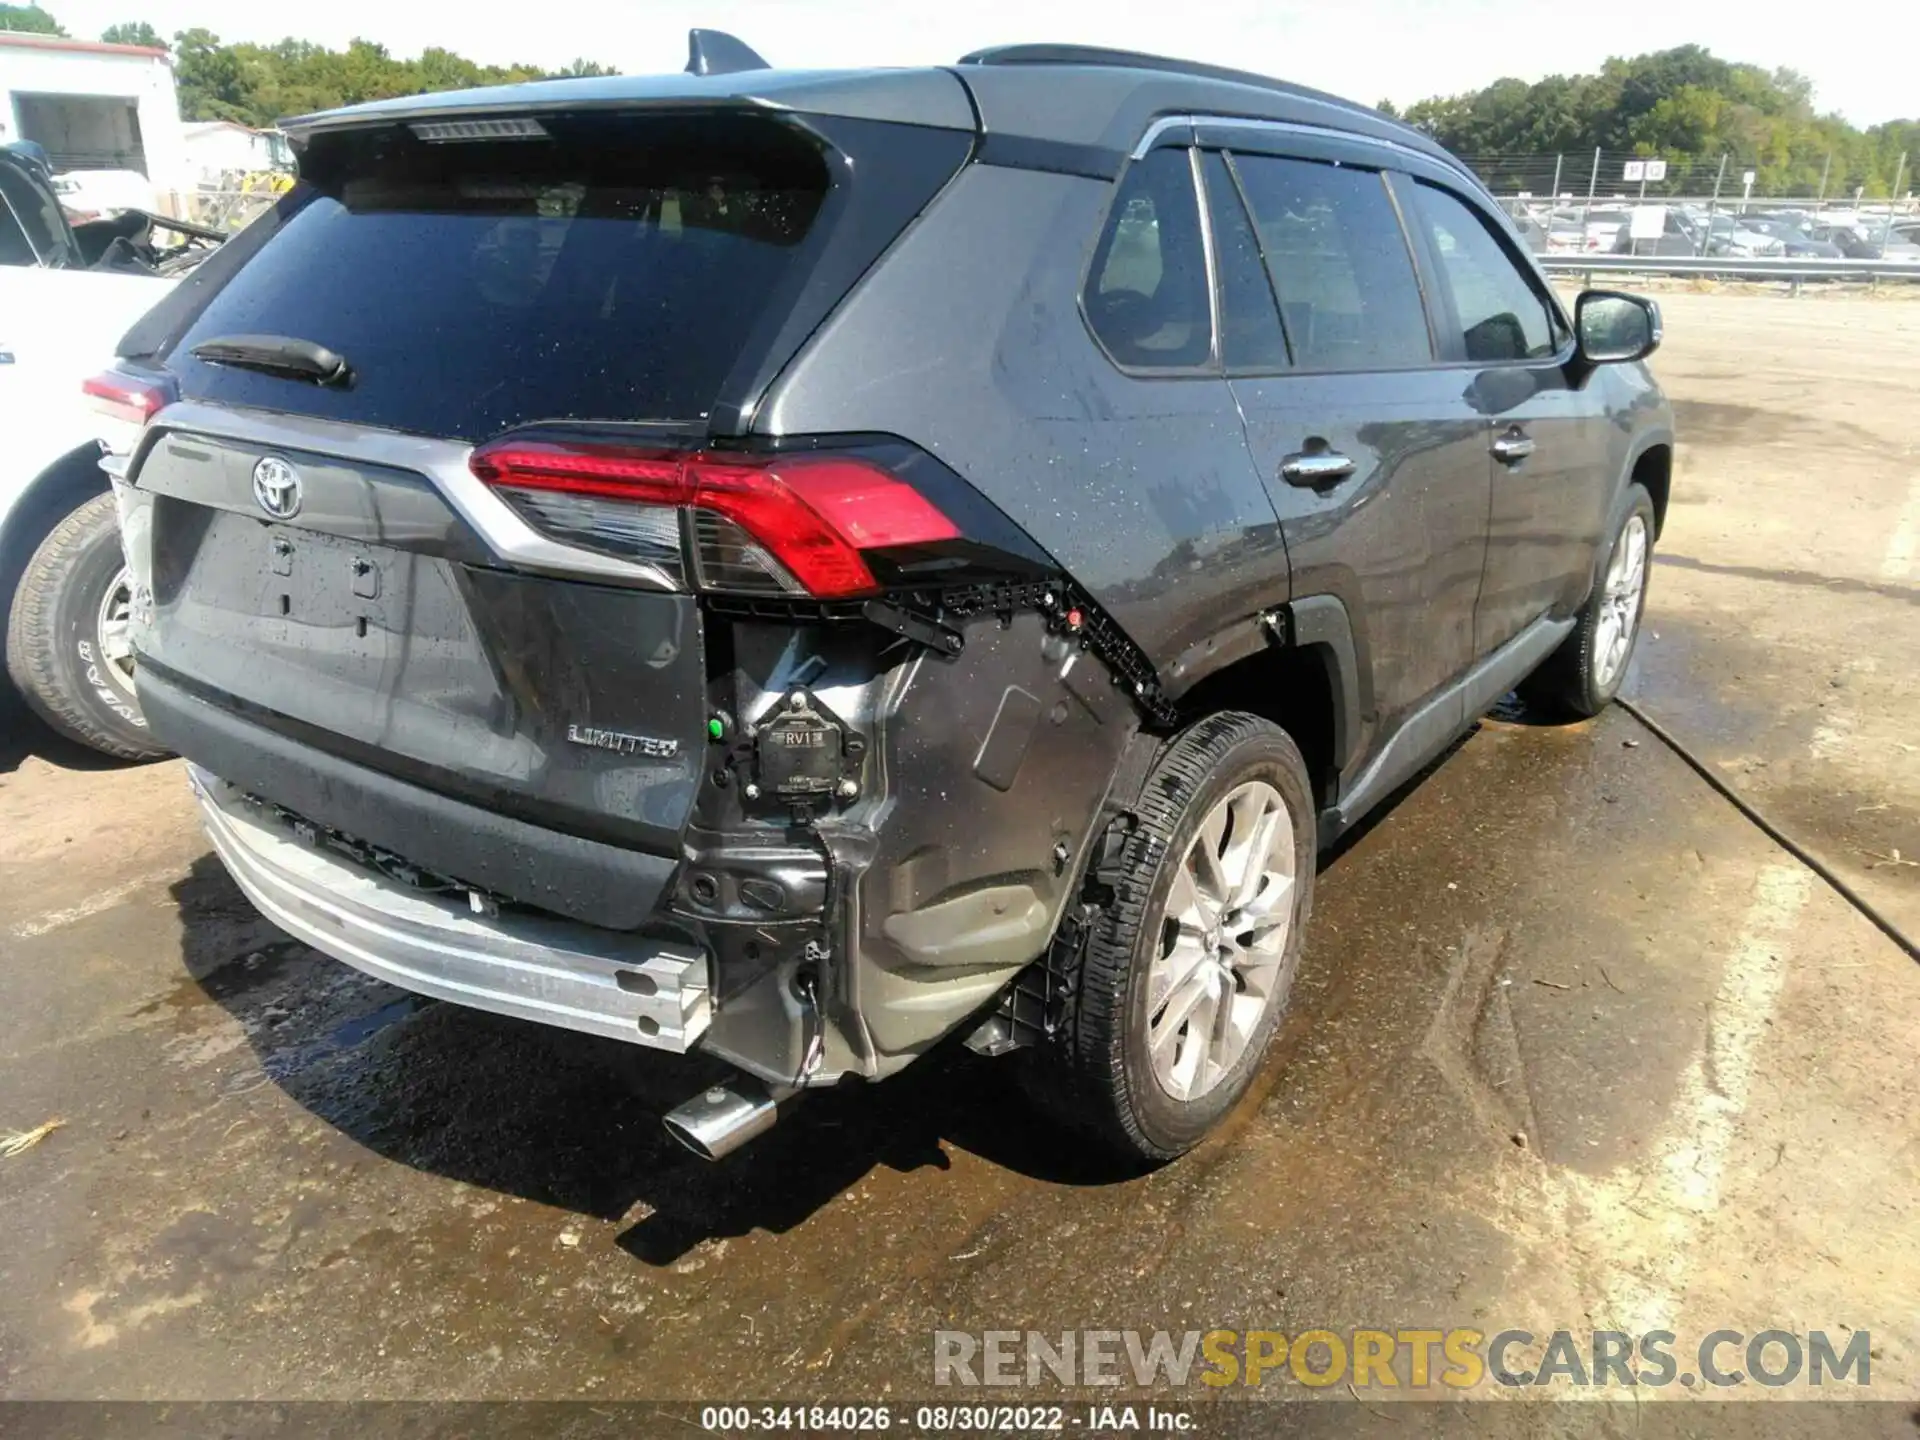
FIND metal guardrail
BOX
[1540,254,1920,284]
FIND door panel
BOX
[1216,150,1491,770]
[1398,176,1611,653]
[1233,373,1492,752]
[1205,150,1489,771]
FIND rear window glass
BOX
[170,113,829,440]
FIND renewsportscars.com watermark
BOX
[934,1328,1875,1391]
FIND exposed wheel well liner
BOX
[1172,642,1341,811]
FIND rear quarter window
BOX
[1083,147,1212,370]
[169,112,830,441]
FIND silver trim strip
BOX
[1187,145,1224,371]
[188,766,713,1050]
[141,402,682,590]
[1132,113,1467,181]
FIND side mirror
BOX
[1575,290,1662,365]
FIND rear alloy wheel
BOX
[1032,712,1315,1163]
[1520,483,1656,719]
[1147,780,1297,1102]
[4,492,168,760]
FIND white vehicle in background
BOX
[1549,206,1633,252]
[1,142,223,758]
[50,168,160,223]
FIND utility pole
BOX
[1884,152,1908,250]
[1582,146,1600,248]
[1816,152,1832,208]
[1704,154,1727,256]
[1550,153,1563,201]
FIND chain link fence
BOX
[1457,148,1913,213]
[176,176,291,234]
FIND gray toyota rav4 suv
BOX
[102,37,1672,1164]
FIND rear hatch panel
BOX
[134,428,707,863]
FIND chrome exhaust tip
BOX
[663,1077,792,1161]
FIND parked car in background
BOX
[50,169,159,223]
[1610,208,1706,257]
[1804,222,1879,259]
[1508,208,1550,254]
[1875,226,1920,261]
[1696,214,1786,257]
[105,38,1674,1163]
[1742,216,1844,258]
[1553,206,1632,252]
[1,141,220,758]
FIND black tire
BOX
[1031,712,1316,1163]
[1519,483,1657,720]
[4,493,166,761]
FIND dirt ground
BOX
[1,291,1916,1416]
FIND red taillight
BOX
[83,369,173,427]
[470,440,960,599]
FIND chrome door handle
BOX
[1279,450,1357,487]
[1492,429,1535,464]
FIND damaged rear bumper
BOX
[188,765,714,1051]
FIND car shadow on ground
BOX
[168,852,1146,1267]
[164,698,1530,1265]
[0,698,150,775]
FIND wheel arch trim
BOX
[1155,593,1361,772]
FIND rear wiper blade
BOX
[190,333,352,388]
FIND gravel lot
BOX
[1,290,1915,1410]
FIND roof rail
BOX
[955,43,1382,122]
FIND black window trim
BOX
[1076,137,1222,381]
[1200,148,1295,374]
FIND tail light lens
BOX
[470,439,960,599]
[83,368,176,427]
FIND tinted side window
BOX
[1409,182,1562,363]
[1229,154,1431,371]
[1085,147,1211,369]
[1200,152,1288,371]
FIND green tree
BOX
[1401,45,1916,198]
[101,20,164,48]
[554,58,617,78]
[0,3,65,35]
[173,28,256,123]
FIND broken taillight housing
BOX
[469,438,962,599]
[83,367,178,457]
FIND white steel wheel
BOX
[1147,780,1297,1102]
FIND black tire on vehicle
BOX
[1519,483,1657,720]
[4,492,166,761]
[1031,712,1316,1163]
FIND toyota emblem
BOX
[251,456,303,520]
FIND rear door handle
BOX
[1279,450,1357,487]
[1492,428,1535,465]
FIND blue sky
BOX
[50,0,1916,128]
